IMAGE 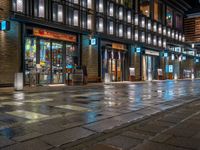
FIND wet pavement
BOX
[0,80,200,150]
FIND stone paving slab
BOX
[1,139,52,150]
[83,118,123,133]
[40,127,94,147]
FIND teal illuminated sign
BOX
[0,20,10,31]
[136,47,141,53]
[90,38,96,45]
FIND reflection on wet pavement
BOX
[0,80,200,148]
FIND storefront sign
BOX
[157,69,163,76]
[145,50,159,56]
[33,28,77,42]
[169,65,173,73]
[129,68,135,76]
[112,43,126,50]
[0,20,10,31]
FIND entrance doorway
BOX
[102,49,125,82]
[142,55,159,80]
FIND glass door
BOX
[52,42,63,84]
[39,40,51,84]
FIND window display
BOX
[25,37,78,85]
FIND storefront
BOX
[101,41,127,82]
[24,27,78,85]
[142,50,160,81]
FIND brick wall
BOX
[81,35,99,81]
[0,0,21,86]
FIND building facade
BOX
[0,0,199,86]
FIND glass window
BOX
[140,0,150,17]
[87,0,93,9]
[12,0,24,12]
[119,24,123,37]
[53,3,63,23]
[97,0,104,13]
[25,38,36,84]
[175,14,183,29]
[97,18,104,32]
[166,6,173,27]
[73,10,79,26]
[141,32,145,42]
[107,2,114,17]
[81,0,87,7]
[107,20,114,35]
[154,0,162,22]
[81,11,87,29]
[118,7,123,20]
[34,0,45,18]
[127,10,132,23]
[127,27,131,39]
[72,0,79,4]
[87,14,92,29]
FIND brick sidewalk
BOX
[63,100,200,150]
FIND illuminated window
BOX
[147,34,151,44]
[53,3,63,23]
[108,21,114,35]
[166,6,173,27]
[87,14,92,29]
[154,0,162,22]
[141,32,145,43]
[97,18,104,32]
[127,11,132,23]
[87,0,93,9]
[12,0,24,12]
[140,0,150,17]
[127,27,131,39]
[107,2,114,16]
[73,10,79,26]
[34,0,45,18]
[97,0,104,13]
[118,7,123,20]
[119,24,123,37]
[135,30,139,41]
